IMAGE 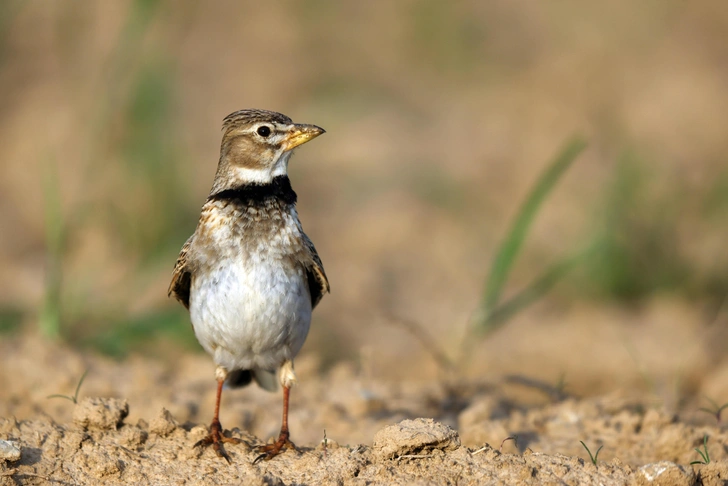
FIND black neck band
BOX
[208,176,297,206]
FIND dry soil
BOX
[2,335,728,485]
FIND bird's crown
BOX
[222,109,293,133]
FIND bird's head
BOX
[213,109,325,190]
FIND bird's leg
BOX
[195,366,242,464]
[255,361,296,462]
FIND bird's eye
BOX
[257,126,272,137]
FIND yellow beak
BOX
[284,124,326,151]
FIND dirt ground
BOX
[2,334,728,485]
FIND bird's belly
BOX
[189,257,312,372]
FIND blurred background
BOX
[1,0,728,409]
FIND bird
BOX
[168,109,329,463]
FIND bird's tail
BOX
[225,368,278,392]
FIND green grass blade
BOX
[39,157,64,340]
[478,136,587,328]
[579,441,602,466]
[480,249,587,333]
[46,394,74,403]
[73,369,89,403]
[705,396,719,410]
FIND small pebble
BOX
[0,439,21,462]
[632,461,695,486]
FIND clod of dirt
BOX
[632,461,695,486]
[72,397,129,430]
[372,418,460,461]
[119,424,148,448]
[149,408,177,437]
[0,439,20,462]
[697,461,728,486]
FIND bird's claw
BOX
[253,432,295,464]
[194,419,243,464]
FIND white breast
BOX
[189,251,312,372]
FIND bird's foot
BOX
[253,431,295,463]
[194,418,243,464]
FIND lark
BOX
[168,109,329,463]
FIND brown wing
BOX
[303,234,330,308]
[168,236,193,309]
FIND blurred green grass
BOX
[31,0,199,355]
[581,152,689,300]
[40,156,64,340]
[575,150,728,304]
